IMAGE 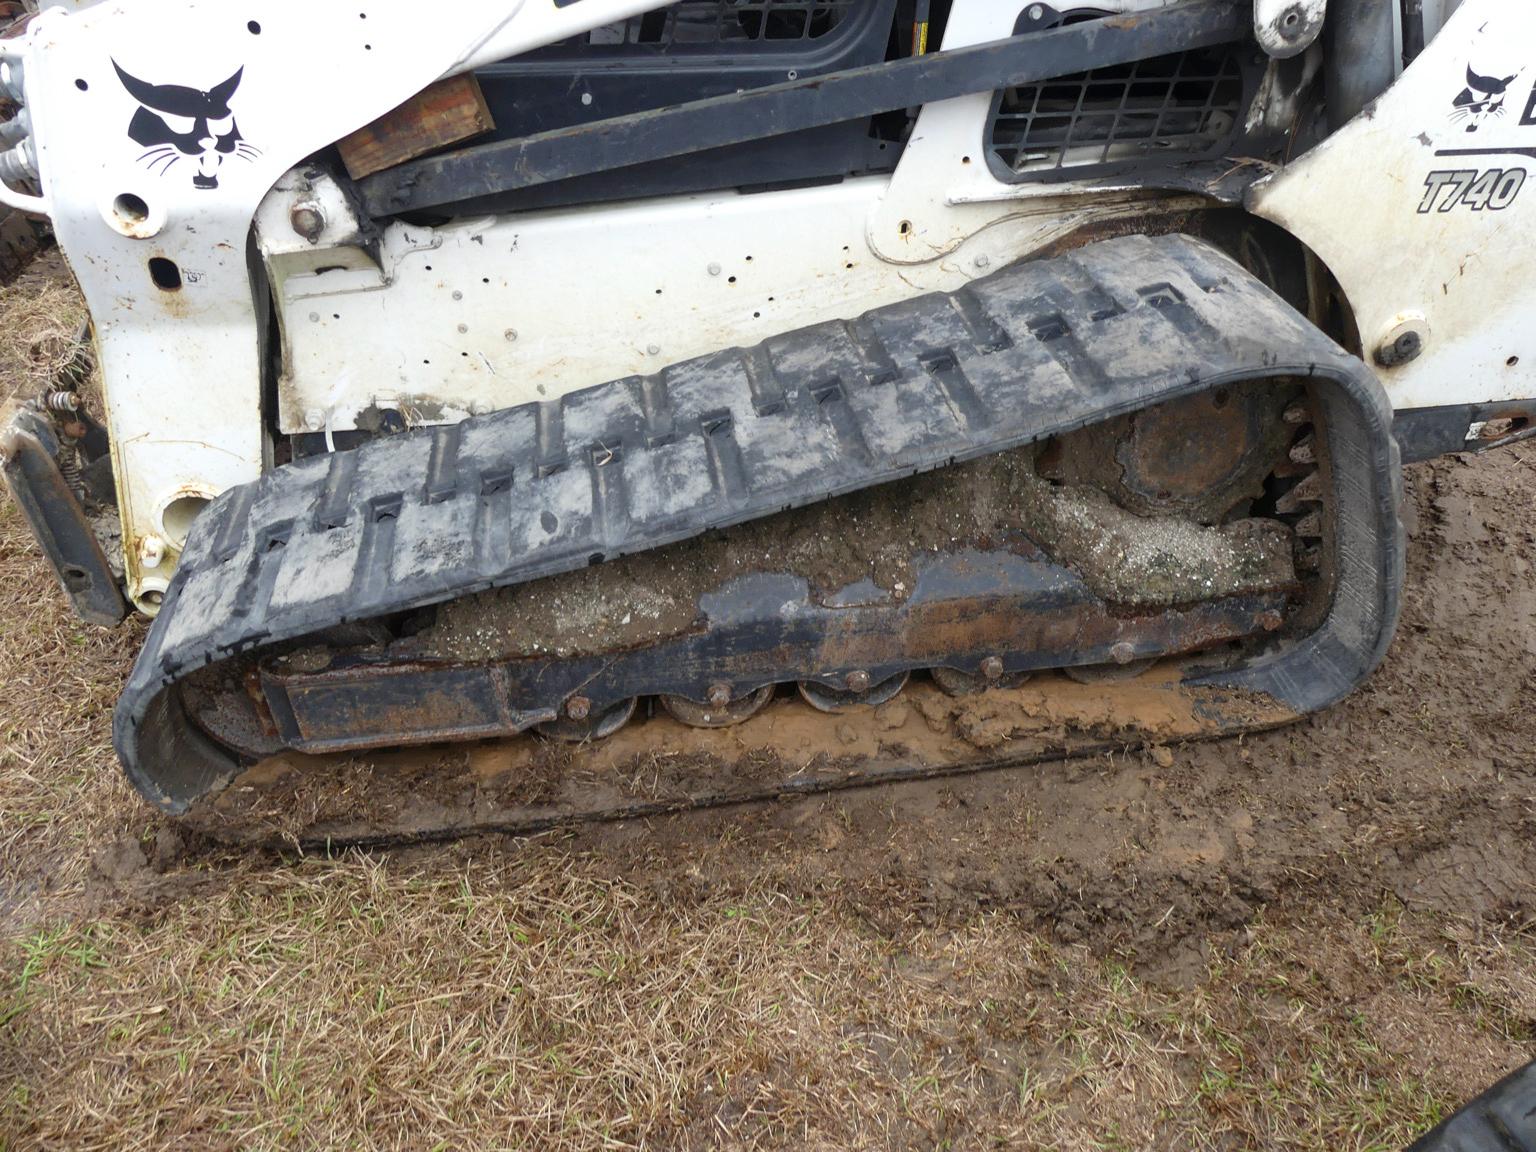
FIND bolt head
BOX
[1110,641,1137,665]
[1259,610,1285,632]
[504,329,518,342]
[565,696,592,721]
[980,656,1004,682]
[304,409,324,432]
[1375,328,1424,368]
[706,682,732,709]
[707,262,722,277]
[845,670,871,694]
[289,203,325,243]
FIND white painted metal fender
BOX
[1251,0,1535,412]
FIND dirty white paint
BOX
[1251,0,1536,411]
[0,0,672,611]
[263,178,1182,434]
[267,0,1186,431]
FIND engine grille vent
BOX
[989,9,1251,181]
[576,0,857,48]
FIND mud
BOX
[421,440,1295,662]
[555,449,1535,975]
[231,448,1536,981]
[195,667,1292,846]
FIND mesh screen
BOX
[990,20,1248,178]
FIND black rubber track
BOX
[115,234,1404,813]
[1405,1061,1536,1151]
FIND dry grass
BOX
[0,253,87,411]
[0,502,145,901]
[0,262,1531,1151]
[0,849,1528,1151]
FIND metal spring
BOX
[43,389,80,413]
[56,440,83,498]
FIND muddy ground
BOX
[0,259,1534,1149]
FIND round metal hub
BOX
[797,671,909,714]
[1045,382,1299,524]
[659,685,776,728]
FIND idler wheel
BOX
[534,696,638,743]
[797,670,908,714]
[660,684,775,729]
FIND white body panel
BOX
[1251,0,1536,410]
[264,180,1187,435]
[0,0,669,609]
[261,0,1188,435]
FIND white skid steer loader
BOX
[0,0,1529,845]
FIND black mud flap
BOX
[0,406,125,627]
[115,233,1405,818]
[1405,1061,1536,1151]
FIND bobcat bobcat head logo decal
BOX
[1451,66,1520,133]
[113,62,261,189]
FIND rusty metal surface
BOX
[1046,381,1302,524]
[200,541,1296,757]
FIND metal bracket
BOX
[1255,0,1327,58]
[0,406,126,627]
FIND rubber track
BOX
[1406,1061,1536,1151]
[116,234,1404,813]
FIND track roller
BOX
[1063,657,1158,684]
[930,661,1030,697]
[659,684,776,728]
[797,671,909,713]
[535,697,638,743]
